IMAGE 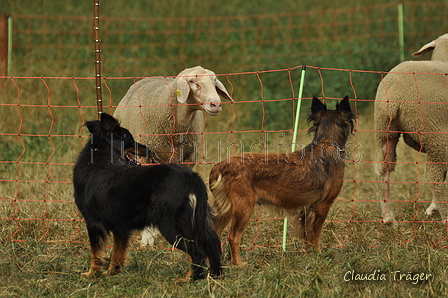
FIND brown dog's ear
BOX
[336,95,352,113]
[100,113,119,132]
[311,96,326,114]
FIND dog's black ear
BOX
[100,113,119,133]
[311,96,326,114]
[336,95,352,113]
[84,120,101,134]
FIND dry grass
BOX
[2,106,448,297]
[2,1,448,296]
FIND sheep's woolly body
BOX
[114,77,203,164]
[114,66,231,165]
[375,61,448,151]
[375,33,448,225]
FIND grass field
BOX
[1,237,447,297]
[2,108,448,298]
[2,0,448,297]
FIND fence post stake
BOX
[398,2,405,62]
[0,13,10,77]
[283,64,307,251]
[7,14,12,76]
[93,0,103,119]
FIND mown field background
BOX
[1,0,448,297]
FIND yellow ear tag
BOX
[176,90,181,97]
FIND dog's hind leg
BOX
[105,231,130,276]
[178,255,194,282]
[83,225,107,277]
[166,234,208,281]
[228,194,256,266]
[178,251,207,282]
[188,249,208,280]
[203,227,223,278]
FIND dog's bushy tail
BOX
[190,175,222,278]
[209,172,234,235]
[209,173,231,218]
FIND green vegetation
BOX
[1,0,448,297]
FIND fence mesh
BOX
[1,2,448,251]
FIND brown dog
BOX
[209,96,355,266]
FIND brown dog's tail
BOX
[209,171,234,236]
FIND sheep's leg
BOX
[425,160,447,222]
[376,133,399,227]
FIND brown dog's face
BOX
[307,96,355,138]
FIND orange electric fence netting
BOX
[4,2,448,77]
[1,1,448,251]
[1,66,448,252]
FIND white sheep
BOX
[374,33,448,227]
[113,66,232,245]
[113,66,233,165]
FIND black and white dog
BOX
[73,113,222,281]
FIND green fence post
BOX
[398,2,404,62]
[283,64,307,251]
[5,14,12,76]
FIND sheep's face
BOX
[188,75,223,115]
[176,67,232,116]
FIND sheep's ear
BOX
[100,112,119,132]
[412,39,437,57]
[215,79,233,102]
[337,95,352,113]
[176,77,190,103]
[311,96,326,114]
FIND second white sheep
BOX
[375,33,448,227]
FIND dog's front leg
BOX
[83,252,105,277]
[83,226,107,277]
[105,232,130,276]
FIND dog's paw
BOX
[231,261,247,267]
[81,270,97,278]
[104,265,121,276]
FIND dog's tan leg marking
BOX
[105,233,128,276]
[178,255,193,282]
[82,239,106,277]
